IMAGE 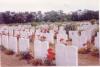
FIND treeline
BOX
[0,10,99,24]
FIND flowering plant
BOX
[47,48,55,61]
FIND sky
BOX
[0,0,99,13]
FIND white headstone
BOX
[95,33,99,49]
[8,36,18,53]
[69,31,74,39]
[46,32,54,44]
[2,35,8,49]
[4,29,8,35]
[20,31,29,38]
[56,44,78,66]
[70,31,82,48]
[80,31,89,47]
[4,35,9,49]
[57,32,68,44]
[80,31,88,44]
[35,29,41,40]
[30,28,35,34]
[14,30,20,37]
[34,40,49,59]
[1,35,5,46]
[19,38,30,52]
[8,27,14,36]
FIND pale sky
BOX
[0,0,99,13]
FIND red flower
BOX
[47,48,55,61]
[48,48,53,52]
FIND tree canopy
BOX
[0,10,99,24]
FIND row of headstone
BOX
[0,24,98,66]
[33,37,78,66]
[0,34,79,66]
[0,34,30,53]
[0,26,94,51]
[2,26,93,52]
[69,30,93,48]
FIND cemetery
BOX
[0,21,99,66]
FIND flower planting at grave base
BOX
[4,49,15,55]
